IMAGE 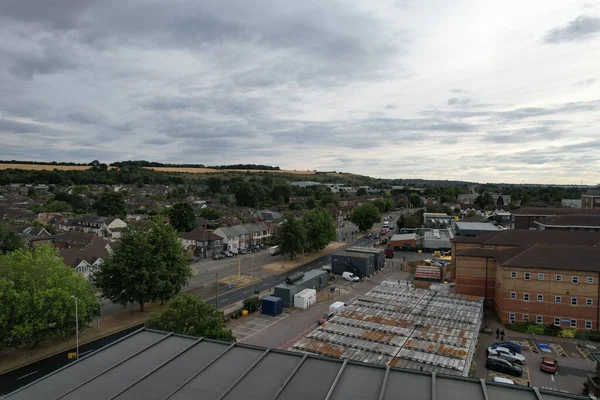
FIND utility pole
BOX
[215,272,219,309]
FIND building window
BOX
[571,319,577,328]
[537,294,544,302]
[523,293,530,301]
[536,315,543,324]
[587,276,594,284]
[571,297,578,305]
[556,274,562,281]
[510,272,517,278]
[524,272,531,280]
[510,292,516,299]
[509,313,515,324]
[554,317,560,326]
[538,273,544,280]
[555,296,561,303]
[572,276,579,284]
[587,299,593,306]
[586,320,593,329]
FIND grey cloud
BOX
[543,15,600,43]
[575,78,597,86]
[484,126,564,144]
[450,88,469,94]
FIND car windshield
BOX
[543,359,555,366]
[321,313,329,318]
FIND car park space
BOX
[486,365,530,386]
[230,313,289,342]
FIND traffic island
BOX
[218,274,261,287]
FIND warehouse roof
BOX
[455,222,500,232]
[512,207,600,216]
[451,230,600,246]
[5,329,584,400]
[333,250,374,259]
[534,214,600,228]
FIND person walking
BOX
[495,328,500,339]
[500,329,505,341]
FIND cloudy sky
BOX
[0,0,599,184]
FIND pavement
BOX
[475,315,596,394]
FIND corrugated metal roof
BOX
[291,280,483,377]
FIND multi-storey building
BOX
[510,207,600,229]
[452,230,600,329]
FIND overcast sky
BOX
[0,0,599,184]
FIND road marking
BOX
[17,371,38,380]
[221,298,229,302]
[551,374,555,381]
[238,313,290,342]
[279,323,318,350]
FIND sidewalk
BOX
[0,303,167,374]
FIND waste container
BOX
[260,296,283,316]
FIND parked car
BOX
[492,377,515,385]
[540,357,558,374]
[318,312,334,325]
[342,272,360,282]
[363,233,372,239]
[213,253,226,260]
[487,346,526,365]
[259,243,266,249]
[486,356,523,377]
[223,251,234,257]
[489,342,522,354]
[239,248,248,254]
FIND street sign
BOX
[67,352,77,359]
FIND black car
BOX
[486,356,523,377]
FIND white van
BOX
[492,377,515,385]
[342,272,359,282]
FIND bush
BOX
[243,296,260,313]
[559,328,577,338]
[526,324,546,335]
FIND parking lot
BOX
[479,333,597,394]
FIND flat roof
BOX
[5,329,585,400]
[455,222,500,232]
[291,280,483,377]
[333,250,374,259]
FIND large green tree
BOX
[92,219,191,311]
[0,245,99,348]
[234,181,265,207]
[275,213,307,260]
[146,294,235,342]
[0,224,22,254]
[356,187,368,196]
[302,209,337,252]
[168,203,197,232]
[349,203,381,231]
[93,191,126,217]
[206,177,222,195]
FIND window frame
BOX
[536,315,543,324]
[587,276,594,284]
[555,296,561,303]
[556,274,562,281]
[510,271,517,279]
[510,292,516,299]
[587,298,593,306]
[554,317,560,326]
[538,273,545,280]
[571,297,578,306]
[524,272,531,281]
[572,276,579,284]
[537,294,544,302]
[508,313,516,324]
[522,314,529,323]
[586,320,593,329]
[523,293,530,302]
[570,319,577,328]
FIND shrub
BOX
[526,324,546,335]
[243,296,260,313]
[559,328,577,338]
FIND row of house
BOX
[58,216,128,239]
[178,221,272,257]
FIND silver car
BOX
[487,346,526,365]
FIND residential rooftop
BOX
[4,328,585,400]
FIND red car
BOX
[540,357,558,374]
[318,312,334,325]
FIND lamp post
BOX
[71,295,79,359]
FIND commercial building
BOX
[422,228,453,250]
[330,250,375,278]
[510,207,600,229]
[582,189,600,209]
[423,213,455,228]
[4,328,576,400]
[292,280,483,377]
[454,221,501,237]
[273,269,328,308]
[345,247,385,271]
[452,230,600,328]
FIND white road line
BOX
[17,371,38,380]
[239,313,291,342]
[550,374,555,382]
[221,298,229,302]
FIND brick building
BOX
[582,189,600,209]
[534,214,600,232]
[511,207,600,229]
[452,230,600,329]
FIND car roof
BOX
[542,357,557,362]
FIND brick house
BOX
[178,229,223,258]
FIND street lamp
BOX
[71,295,79,359]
